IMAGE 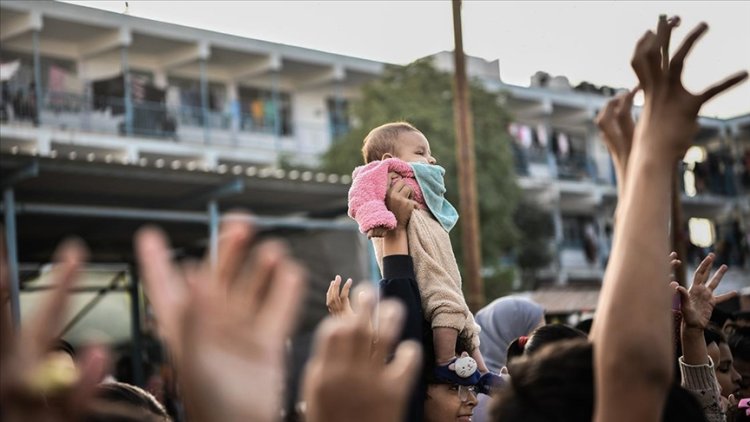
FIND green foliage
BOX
[514,201,554,270]
[321,58,520,268]
[483,266,516,301]
[514,201,555,290]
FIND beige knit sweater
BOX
[373,209,480,349]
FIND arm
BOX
[595,86,638,199]
[380,179,421,344]
[303,288,422,422]
[591,17,748,422]
[675,253,735,422]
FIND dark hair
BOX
[491,339,708,422]
[52,339,76,359]
[524,324,586,356]
[94,382,169,420]
[83,402,167,422]
[728,326,750,361]
[574,318,593,335]
[704,326,727,347]
[506,337,525,365]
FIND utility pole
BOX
[451,0,484,311]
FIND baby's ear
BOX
[381,153,393,160]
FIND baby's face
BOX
[393,131,437,164]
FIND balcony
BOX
[1,87,340,168]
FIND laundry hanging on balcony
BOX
[0,60,20,82]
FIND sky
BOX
[63,1,750,119]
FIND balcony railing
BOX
[1,90,340,161]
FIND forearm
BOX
[594,147,676,419]
[596,150,674,342]
[681,325,709,365]
[383,227,408,256]
[612,155,628,199]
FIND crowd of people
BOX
[1,15,749,422]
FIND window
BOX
[238,86,292,136]
[326,97,350,140]
[688,218,715,248]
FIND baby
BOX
[348,121,501,391]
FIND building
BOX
[435,52,750,312]
[2,2,748,320]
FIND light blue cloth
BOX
[410,163,459,232]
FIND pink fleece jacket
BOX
[347,158,426,234]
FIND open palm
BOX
[671,253,736,329]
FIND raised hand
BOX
[631,20,748,160]
[596,87,639,170]
[0,235,109,421]
[135,214,307,422]
[671,253,736,330]
[326,275,354,318]
[304,287,422,422]
[385,179,418,229]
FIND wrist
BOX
[681,322,705,334]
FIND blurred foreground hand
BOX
[136,213,307,422]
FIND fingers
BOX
[256,258,307,340]
[326,275,342,313]
[705,264,728,290]
[385,340,422,389]
[715,290,738,304]
[657,15,681,72]
[214,216,254,289]
[351,287,376,359]
[340,278,353,303]
[595,99,617,130]
[631,30,658,90]
[673,284,690,303]
[241,240,289,312]
[699,71,749,104]
[371,300,405,364]
[28,239,87,354]
[693,253,715,284]
[670,22,708,80]
[391,180,413,199]
[135,226,177,294]
[71,344,109,409]
[656,15,670,72]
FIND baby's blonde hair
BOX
[361,121,421,163]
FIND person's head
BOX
[424,383,478,422]
[491,339,708,422]
[706,326,742,398]
[423,329,477,421]
[94,381,170,421]
[523,323,587,356]
[361,122,436,165]
[728,326,750,398]
[475,297,545,372]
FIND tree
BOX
[513,200,555,290]
[321,58,519,278]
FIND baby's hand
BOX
[367,227,389,238]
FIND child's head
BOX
[361,121,436,165]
